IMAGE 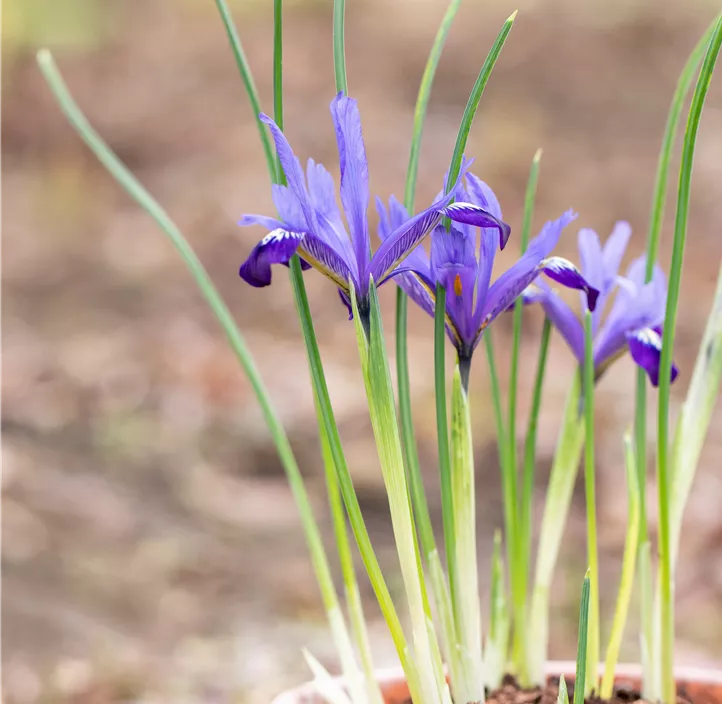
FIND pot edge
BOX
[272,661,722,704]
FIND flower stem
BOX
[451,367,485,703]
[404,0,463,213]
[396,0,461,612]
[353,283,449,704]
[314,386,381,704]
[527,374,585,684]
[657,17,722,704]
[273,0,285,184]
[634,19,714,563]
[636,23,716,696]
[270,6,380,697]
[515,316,552,683]
[601,434,640,699]
[486,531,510,689]
[333,0,348,95]
[445,11,517,191]
[670,261,722,567]
[574,573,591,704]
[520,318,552,574]
[290,259,424,699]
[212,0,276,178]
[435,285,458,600]
[509,148,542,682]
[395,2,464,688]
[483,329,516,656]
[583,312,599,696]
[34,49,356,699]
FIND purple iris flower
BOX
[522,222,679,387]
[238,93,510,319]
[377,174,598,385]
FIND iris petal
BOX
[541,256,599,311]
[577,228,605,294]
[430,225,477,343]
[602,221,632,283]
[259,114,316,227]
[539,286,586,363]
[271,184,306,230]
[440,202,511,249]
[306,158,346,237]
[330,93,370,274]
[370,204,445,285]
[298,233,355,290]
[239,228,305,287]
[238,214,285,230]
[527,210,578,260]
[338,288,353,319]
[627,326,679,387]
[464,173,503,220]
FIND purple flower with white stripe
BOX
[238,93,510,318]
[523,222,679,387]
[378,174,598,385]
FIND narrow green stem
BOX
[643,24,715,278]
[451,368,484,703]
[318,403,376,704]
[288,258,419,691]
[657,18,722,704]
[574,574,591,704]
[404,0,463,212]
[269,5,371,695]
[394,3,469,695]
[527,375,584,684]
[435,285,457,596]
[583,313,599,695]
[601,434,640,699]
[486,531,510,689]
[633,373,648,545]
[445,12,517,190]
[520,318,552,572]
[212,0,276,178]
[670,261,722,567]
[517,318,553,684]
[509,148,542,680]
[397,0,463,568]
[333,0,348,94]
[638,542,656,699]
[484,330,516,597]
[633,20,715,552]
[398,294,436,555]
[34,50,354,697]
[273,0,285,184]
[352,283,447,704]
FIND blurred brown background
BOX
[3,0,722,701]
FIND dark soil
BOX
[482,676,712,704]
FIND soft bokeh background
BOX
[3,0,722,701]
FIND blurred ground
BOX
[3,0,722,702]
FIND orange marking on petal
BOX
[454,273,463,297]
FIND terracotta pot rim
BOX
[272,661,722,704]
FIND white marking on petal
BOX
[261,228,303,245]
[632,327,662,350]
[542,256,578,274]
[443,202,479,214]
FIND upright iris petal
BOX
[382,173,597,372]
[238,92,510,316]
[524,223,679,387]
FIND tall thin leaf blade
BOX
[656,18,722,703]
[574,573,592,704]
